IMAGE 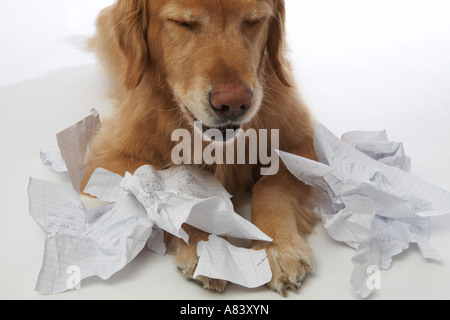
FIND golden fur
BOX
[82,0,319,296]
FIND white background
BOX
[1,0,449,300]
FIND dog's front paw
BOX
[174,242,229,293]
[254,236,314,297]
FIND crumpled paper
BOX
[31,110,273,294]
[278,124,450,298]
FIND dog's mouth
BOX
[185,107,242,141]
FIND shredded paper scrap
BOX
[31,110,272,294]
[278,124,450,297]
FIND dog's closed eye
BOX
[243,19,264,29]
[167,18,198,30]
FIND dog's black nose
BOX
[210,83,252,121]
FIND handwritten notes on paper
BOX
[32,116,272,294]
[278,124,450,297]
[33,109,450,297]
[29,177,153,294]
[29,165,273,294]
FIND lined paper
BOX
[28,178,152,295]
[96,165,273,244]
[31,110,274,294]
[278,124,450,298]
[194,235,272,289]
[56,109,101,192]
[29,165,273,294]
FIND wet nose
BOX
[210,84,253,121]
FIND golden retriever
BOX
[81,0,318,296]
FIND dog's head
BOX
[112,0,290,136]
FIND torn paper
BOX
[57,108,101,192]
[194,235,272,289]
[117,165,272,244]
[28,177,152,295]
[40,150,68,173]
[278,124,450,298]
[84,165,272,244]
[30,162,272,294]
[32,110,274,294]
[341,130,411,172]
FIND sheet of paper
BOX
[31,108,273,295]
[341,129,411,172]
[85,165,272,244]
[28,178,153,295]
[40,150,68,173]
[83,167,127,203]
[56,108,101,192]
[194,235,272,289]
[277,124,450,298]
[30,164,273,294]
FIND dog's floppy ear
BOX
[113,0,149,90]
[267,0,292,87]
